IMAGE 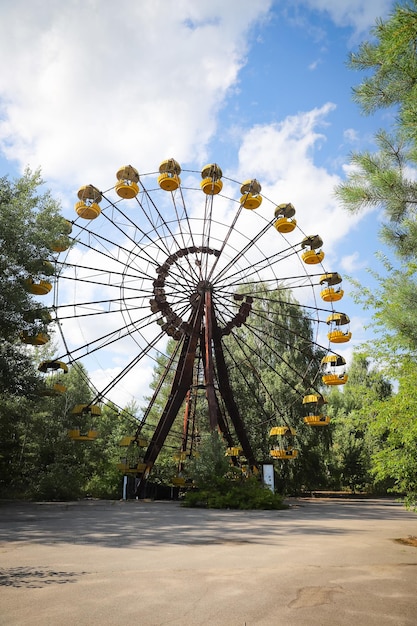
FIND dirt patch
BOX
[394,536,417,548]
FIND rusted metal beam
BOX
[141,296,205,471]
[204,289,221,431]
[212,316,258,469]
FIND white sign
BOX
[262,464,275,492]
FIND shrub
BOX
[182,476,287,510]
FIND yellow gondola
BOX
[269,425,298,459]
[320,272,344,301]
[119,436,148,447]
[321,354,348,385]
[173,450,189,462]
[158,158,181,191]
[21,331,50,345]
[37,360,68,396]
[240,179,262,209]
[69,404,101,441]
[68,429,99,441]
[200,163,223,195]
[225,446,243,457]
[51,219,73,253]
[38,360,69,374]
[274,203,297,233]
[116,461,147,473]
[115,165,140,199]
[23,277,52,296]
[75,185,102,219]
[302,393,330,426]
[270,448,298,459]
[301,235,324,264]
[269,426,296,437]
[327,312,351,343]
[304,416,331,426]
[71,403,101,416]
[39,382,67,396]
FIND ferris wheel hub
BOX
[196,279,213,294]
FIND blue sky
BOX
[0,0,397,406]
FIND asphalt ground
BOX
[1,497,417,625]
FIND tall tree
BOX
[327,354,392,492]
[336,1,417,258]
[334,2,417,506]
[366,357,417,508]
[0,169,66,395]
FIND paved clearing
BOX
[1,498,417,625]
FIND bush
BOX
[182,476,287,510]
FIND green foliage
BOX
[0,169,65,346]
[326,354,393,493]
[333,2,417,507]
[365,358,417,509]
[188,431,231,486]
[336,2,417,260]
[183,475,286,510]
[349,2,417,134]
[182,431,286,509]
[224,283,325,465]
[0,358,137,501]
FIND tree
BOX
[327,354,392,493]
[226,284,329,493]
[335,2,417,258]
[334,3,417,505]
[365,358,417,508]
[0,169,66,395]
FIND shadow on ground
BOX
[0,498,415,550]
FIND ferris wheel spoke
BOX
[137,183,188,247]
[221,338,273,419]
[171,191,198,253]
[249,291,339,319]
[65,228,159,280]
[92,331,167,404]
[56,273,150,294]
[100,192,176,264]
[229,325,308,399]
[234,273,321,291]
[134,340,183,437]
[134,188,205,284]
[209,215,278,285]
[59,262,153,285]
[206,204,246,282]
[56,316,165,363]
[200,195,217,275]
[55,295,141,311]
[242,319,321,386]
[212,246,301,291]
[221,338,289,429]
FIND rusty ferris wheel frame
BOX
[50,160,350,487]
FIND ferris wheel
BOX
[24,159,351,487]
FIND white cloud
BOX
[296,0,393,35]
[0,0,271,190]
[231,104,365,265]
[340,251,364,273]
[90,362,155,411]
[308,59,321,70]
[343,128,359,143]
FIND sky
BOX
[0,0,397,409]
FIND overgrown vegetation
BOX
[335,0,417,508]
[182,433,287,510]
